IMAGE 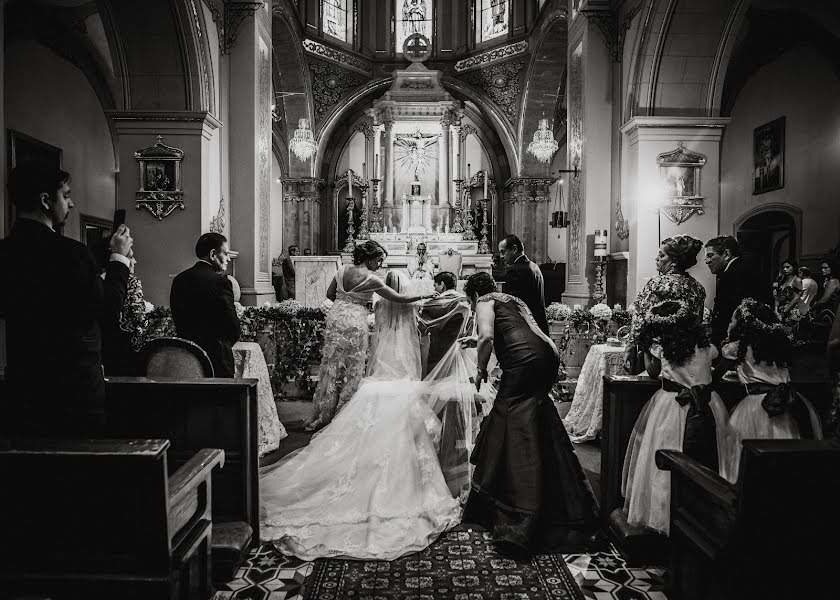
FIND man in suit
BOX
[170,232,240,377]
[499,234,549,334]
[704,235,771,347]
[0,164,132,437]
[282,245,298,299]
[419,271,470,377]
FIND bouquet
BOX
[546,302,572,321]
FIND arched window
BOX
[477,0,509,43]
[396,0,433,53]
[322,0,350,43]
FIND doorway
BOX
[735,208,799,290]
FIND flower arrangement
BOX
[611,308,631,328]
[568,307,594,328]
[589,303,613,321]
[546,302,572,321]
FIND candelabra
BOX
[593,256,608,304]
[342,198,356,253]
[478,199,491,254]
[451,179,465,234]
[357,185,370,240]
[463,193,476,241]
[369,178,382,233]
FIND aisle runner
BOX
[304,528,583,600]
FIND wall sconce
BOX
[656,142,706,225]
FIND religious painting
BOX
[479,0,509,42]
[7,130,63,234]
[396,0,432,54]
[134,136,185,220]
[753,116,785,195]
[321,0,348,42]
[656,142,706,226]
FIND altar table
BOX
[233,341,286,457]
[562,344,627,443]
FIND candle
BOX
[594,229,608,257]
[467,163,471,181]
[457,153,461,178]
[374,154,379,179]
[363,162,366,181]
[348,169,353,195]
[483,171,489,199]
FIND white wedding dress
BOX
[259,272,462,561]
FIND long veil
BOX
[417,298,497,501]
[367,270,422,381]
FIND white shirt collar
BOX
[724,256,738,272]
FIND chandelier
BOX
[527,118,559,163]
[289,118,317,162]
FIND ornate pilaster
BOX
[438,115,450,213]
[281,178,326,254]
[502,178,553,264]
[383,119,395,230]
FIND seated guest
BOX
[720,299,822,483]
[622,300,727,535]
[798,267,818,310]
[772,259,803,321]
[171,233,240,377]
[0,164,132,437]
[498,234,548,334]
[101,248,148,376]
[418,271,469,376]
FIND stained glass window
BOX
[479,0,508,42]
[396,0,433,54]
[322,0,348,43]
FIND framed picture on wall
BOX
[753,117,785,195]
[7,130,63,234]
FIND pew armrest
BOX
[656,449,736,510]
[169,448,225,506]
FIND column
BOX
[450,122,462,229]
[438,115,450,216]
[621,117,729,307]
[109,113,220,306]
[383,120,395,229]
[562,12,612,308]
[282,178,324,254]
[228,5,275,305]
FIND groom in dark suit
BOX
[705,235,770,347]
[419,271,470,377]
[171,232,240,377]
[499,234,549,334]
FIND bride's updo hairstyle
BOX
[353,240,386,266]
[464,272,496,299]
[661,234,703,271]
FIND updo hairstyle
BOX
[661,234,703,271]
[352,240,386,266]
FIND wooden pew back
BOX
[104,377,260,540]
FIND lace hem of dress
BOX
[262,495,461,529]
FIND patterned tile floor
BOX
[214,542,668,600]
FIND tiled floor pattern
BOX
[215,542,667,600]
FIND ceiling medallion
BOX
[527,118,559,163]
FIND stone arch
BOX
[517,8,568,176]
[734,203,803,284]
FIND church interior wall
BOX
[271,152,285,261]
[4,39,116,243]
[545,147,568,264]
[720,46,840,260]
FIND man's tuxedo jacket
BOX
[503,254,549,334]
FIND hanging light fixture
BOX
[289,118,317,162]
[527,118,560,163]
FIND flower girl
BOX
[720,299,823,483]
[622,300,728,535]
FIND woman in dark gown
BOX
[461,272,599,556]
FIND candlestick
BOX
[478,199,491,254]
[357,184,370,240]
[452,179,465,234]
[342,198,356,253]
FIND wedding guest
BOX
[772,259,802,320]
[498,234,548,334]
[705,235,769,347]
[282,245,299,300]
[0,164,132,437]
[625,235,705,374]
[462,272,598,557]
[303,247,313,256]
[721,299,822,483]
[812,260,840,318]
[303,240,438,432]
[799,267,818,310]
[170,232,240,377]
[622,300,727,535]
[101,248,149,376]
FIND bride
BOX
[260,270,464,561]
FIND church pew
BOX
[0,439,223,599]
[103,377,259,582]
[600,373,831,564]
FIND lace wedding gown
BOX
[260,272,462,560]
